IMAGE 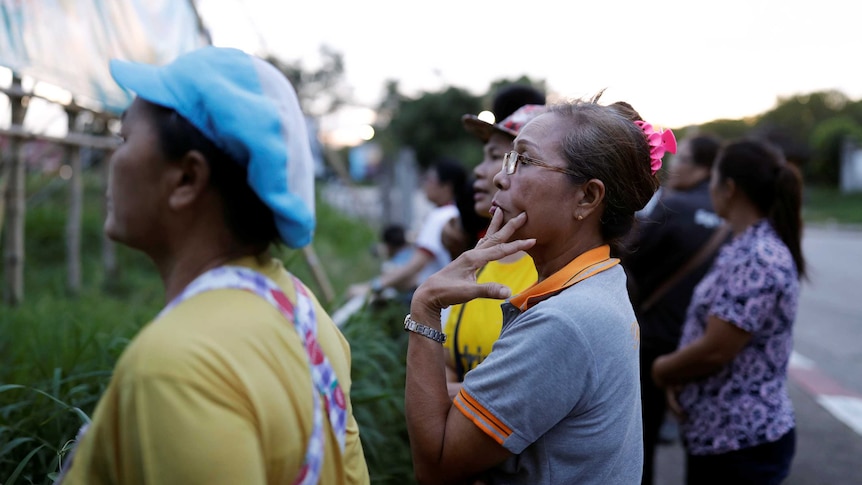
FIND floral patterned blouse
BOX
[677,219,799,455]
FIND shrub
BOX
[340,298,415,484]
[808,117,862,186]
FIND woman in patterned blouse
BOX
[652,139,806,485]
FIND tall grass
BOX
[1,172,413,484]
[802,185,862,225]
[339,298,415,484]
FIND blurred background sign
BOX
[347,142,383,182]
[0,0,209,114]
[841,140,862,193]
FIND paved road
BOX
[655,225,862,485]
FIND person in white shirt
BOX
[350,157,467,298]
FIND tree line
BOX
[273,47,860,188]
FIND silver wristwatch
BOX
[403,314,447,343]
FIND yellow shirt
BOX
[443,254,537,379]
[62,256,370,485]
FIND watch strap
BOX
[403,314,447,343]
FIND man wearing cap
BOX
[441,105,544,398]
[56,47,369,485]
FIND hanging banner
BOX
[0,0,209,113]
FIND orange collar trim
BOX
[509,245,619,311]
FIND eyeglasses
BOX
[502,151,581,177]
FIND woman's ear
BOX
[724,178,736,198]
[168,150,211,210]
[574,179,605,220]
[714,177,735,207]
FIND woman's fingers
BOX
[420,280,513,309]
[476,282,512,300]
[461,238,535,276]
[476,238,535,263]
[483,207,506,239]
[666,387,686,421]
[480,212,527,248]
[411,212,534,311]
[413,240,533,309]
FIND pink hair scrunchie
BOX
[635,120,677,175]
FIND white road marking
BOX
[790,350,862,437]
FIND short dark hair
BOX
[431,157,468,192]
[454,177,489,244]
[148,102,280,250]
[688,134,722,169]
[382,224,407,248]
[492,84,546,120]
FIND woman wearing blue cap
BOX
[56,47,370,485]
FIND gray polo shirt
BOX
[456,265,643,484]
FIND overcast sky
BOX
[198,0,862,139]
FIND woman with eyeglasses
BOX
[402,94,675,484]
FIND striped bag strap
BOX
[160,266,347,484]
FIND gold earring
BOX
[577,215,584,221]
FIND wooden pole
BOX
[302,245,335,304]
[0,137,10,234]
[3,76,29,305]
[98,119,119,289]
[65,108,83,294]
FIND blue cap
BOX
[109,46,315,248]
